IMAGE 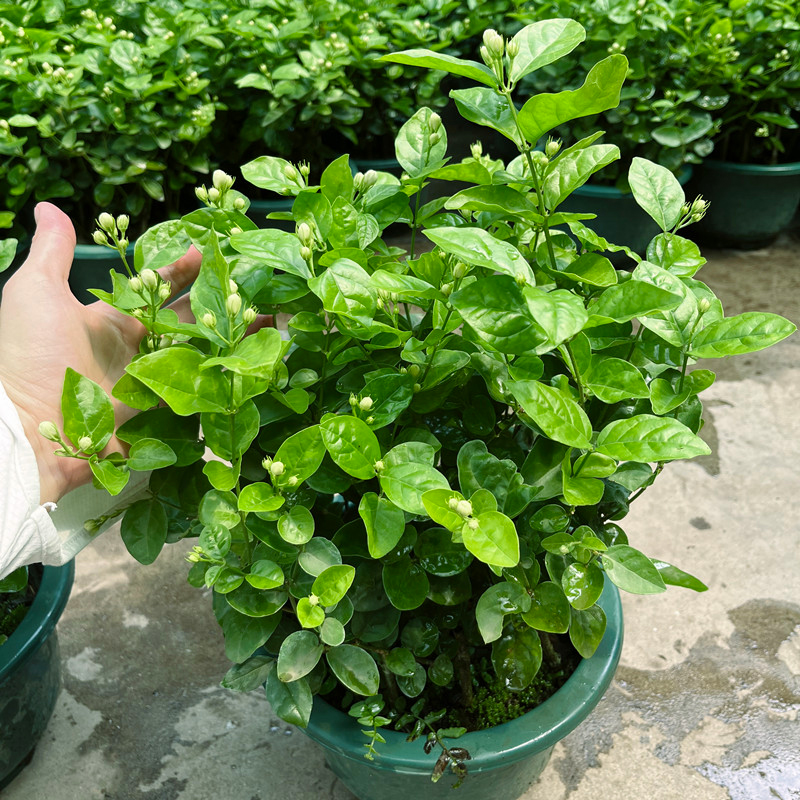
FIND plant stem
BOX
[564,341,586,406]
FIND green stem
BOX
[564,341,586,406]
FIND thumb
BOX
[25,202,77,282]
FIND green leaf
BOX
[226,584,288,618]
[0,566,27,593]
[561,453,604,506]
[386,647,418,677]
[508,19,586,83]
[201,403,260,462]
[298,538,342,577]
[238,483,285,513]
[556,252,618,287]
[445,185,541,220]
[380,49,497,87]
[0,239,18,273]
[629,158,685,232]
[89,457,130,496]
[414,528,473,577]
[597,415,710,461]
[383,556,430,610]
[133,219,192,272]
[272,425,326,489]
[521,581,571,633]
[491,628,542,691]
[379,462,450,516]
[517,55,628,144]
[278,506,315,545]
[297,597,326,628]
[646,234,706,277]
[585,358,649,403]
[247,560,284,590]
[652,560,708,592]
[395,107,448,179]
[421,489,467,533]
[117,407,203,467]
[320,415,381,479]
[277,630,324,682]
[199,489,240,529]
[127,438,177,471]
[313,565,355,606]
[320,617,346,646]
[241,155,303,195]
[326,645,380,695]
[126,348,229,415]
[230,228,311,281]
[266,670,313,728]
[509,380,592,449]
[602,545,666,594]
[462,511,520,568]
[321,154,354,205]
[590,280,682,324]
[689,313,796,358]
[61,368,115,453]
[633,261,699,348]
[475,581,531,643]
[309,259,377,325]
[112,373,160,412]
[359,493,406,558]
[222,655,274,692]
[397,662,427,698]
[358,372,415,429]
[424,226,534,284]
[450,87,520,144]
[203,328,287,381]
[214,597,280,663]
[120,499,168,565]
[543,144,620,210]
[562,562,605,609]
[569,605,607,658]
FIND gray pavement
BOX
[4,233,800,800]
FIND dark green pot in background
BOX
[69,242,135,305]
[304,582,623,800]
[686,159,800,249]
[0,562,74,790]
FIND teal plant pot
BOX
[70,243,134,305]
[560,169,692,263]
[304,582,623,800]
[247,198,295,232]
[0,562,74,790]
[686,159,800,249]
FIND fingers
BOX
[157,245,202,299]
[246,314,275,336]
[23,203,77,284]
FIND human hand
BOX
[0,203,202,503]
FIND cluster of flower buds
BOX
[93,212,130,250]
[679,195,710,226]
[195,169,236,208]
[129,268,171,304]
[352,169,379,194]
[428,112,443,145]
[448,496,480,530]
[545,138,562,159]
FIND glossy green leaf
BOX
[569,605,607,658]
[308,259,377,325]
[320,617,346,646]
[227,584,288,618]
[590,280,682,324]
[359,493,406,558]
[508,19,586,83]
[629,157,684,232]
[652,560,708,592]
[199,489,240,529]
[380,48,496,87]
[517,55,628,144]
[491,628,542,691]
[585,358,650,403]
[89,457,129,496]
[386,647,418,677]
[313,564,356,606]
[421,489,467,533]
[445,185,541,220]
[450,87,520,144]
[111,373,160,411]
[61,368,114,453]
[397,662,427,698]
[543,144,619,210]
[204,328,287,381]
[272,425,326,489]
[120,499,168,565]
[239,483,285,513]
[358,372,415,429]
[603,545,666,594]
[383,556,430,610]
[597,415,710,461]
[395,107,448,179]
[266,670,312,728]
[203,460,239,493]
[298,538,342,577]
[633,261,699,347]
[475,581,531,643]
[214,597,280,663]
[326,645,380,696]
[689,312,796,358]
[414,528,473,577]
[646,234,706,277]
[277,630,324,682]
[562,562,605,609]
[379,462,450,516]
[278,506,315,545]
[297,597,326,628]
[221,655,274,693]
[126,438,177,471]
[321,415,380,479]
[521,581,571,633]
[510,380,592,449]
[462,511,520,568]
[246,560,284,590]
[557,253,618,287]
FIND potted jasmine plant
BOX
[34,20,794,800]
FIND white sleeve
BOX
[0,380,148,580]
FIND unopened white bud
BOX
[129,276,143,292]
[545,138,562,158]
[116,214,129,233]
[374,460,385,472]
[300,246,313,261]
[92,230,109,246]
[429,112,442,132]
[158,283,171,301]
[234,197,246,210]
[448,498,460,510]
[698,298,711,313]
[243,307,257,325]
[297,222,313,244]
[366,416,375,424]
[261,456,272,470]
[456,500,473,517]
[212,169,234,191]
[207,187,220,203]
[358,396,373,411]
[98,212,115,232]
[195,186,209,202]
[287,476,298,486]
[78,436,93,452]
[283,164,298,181]
[226,293,242,315]
[467,518,480,530]
[452,261,467,279]
[269,461,285,476]
[482,29,504,57]
[140,269,158,290]
[506,37,520,59]
[202,312,217,328]
[470,141,483,159]
[363,170,378,188]
[38,421,60,441]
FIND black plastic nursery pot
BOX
[0,562,74,790]
[303,582,623,800]
[559,169,692,263]
[686,159,800,249]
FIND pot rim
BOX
[73,242,135,260]
[306,581,623,772]
[700,159,800,176]
[0,562,74,681]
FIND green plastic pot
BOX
[304,582,623,800]
[559,169,692,263]
[247,198,295,232]
[69,242,134,305]
[686,159,800,249]
[0,562,74,790]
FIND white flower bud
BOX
[212,169,234,191]
[545,138,562,158]
[452,261,467,279]
[229,226,242,236]
[366,416,375,424]
[195,186,209,202]
[363,170,378,188]
[116,214,129,233]
[158,283,171,301]
[129,276,143,292]
[261,456,272,470]
[243,307,257,325]
[208,187,220,203]
[92,230,109,246]
[506,37,520,59]
[300,246,313,261]
[448,498,460,510]
[374,460,384,472]
[456,500,473,517]
[358,396,374,411]
[698,298,711,313]
[38,421,60,441]
[482,29,504,57]
[234,197,246,210]
[226,293,242,315]
[283,163,298,181]
[470,141,483,159]
[140,268,158,290]
[269,461,285,476]
[287,476,298,486]
[297,222,313,245]
[202,311,217,328]
[429,112,442,132]
[78,436,93,452]
[98,212,115,232]
[467,518,480,530]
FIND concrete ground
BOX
[4,231,800,800]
